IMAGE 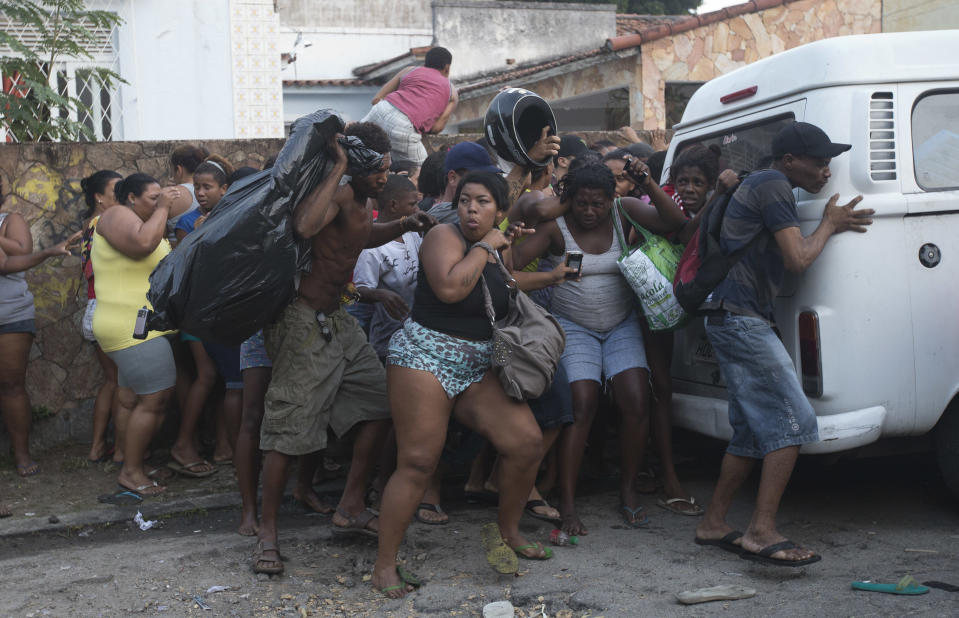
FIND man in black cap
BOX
[694,122,874,567]
[425,141,504,224]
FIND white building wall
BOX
[114,0,235,140]
[279,29,433,81]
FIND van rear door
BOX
[669,102,804,391]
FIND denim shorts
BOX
[705,312,819,458]
[240,330,272,371]
[0,318,35,335]
[203,341,242,390]
[555,312,648,384]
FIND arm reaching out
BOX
[775,194,873,273]
[0,230,81,275]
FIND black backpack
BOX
[672,172,762,314]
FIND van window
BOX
[671,114,795,180]
[912,91,959,191]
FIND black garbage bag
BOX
[146,109,383,344]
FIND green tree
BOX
[0,0,124,142]
[500,0,703,14]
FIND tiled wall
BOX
[230,0,285,138]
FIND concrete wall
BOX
[283,86,379,125]
[277,0,432,29]
[638,0,882,129]
[883,0,959,32]
[276,0,433,80]
[434,1,618,79]
[0,139,282,451]
[112,0,236,140]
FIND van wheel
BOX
[934,400,959,498]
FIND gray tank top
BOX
[0,213,36,325]
[550,212,634,332]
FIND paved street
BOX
[2,442,957,617]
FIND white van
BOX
[663,31,959,492]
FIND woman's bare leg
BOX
[0,332,37,475]
[89,345,118,462]
[455,373,543,556]
[373,366,452,599]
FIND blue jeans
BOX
[705,312,819,458]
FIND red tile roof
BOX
[616,14,689,36]
[606,0,803,51]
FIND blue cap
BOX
[445,142,503,174]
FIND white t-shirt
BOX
[352,230,422,357]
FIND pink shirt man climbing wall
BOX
[362,47,458,166]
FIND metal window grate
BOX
[869,91,897,181]
[0,1,125,142]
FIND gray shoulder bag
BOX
[480,251,566,401]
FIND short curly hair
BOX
[345,121,391,155]
[557,162,616,203]
[669,144,719,186]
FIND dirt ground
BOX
[2,439,958,617]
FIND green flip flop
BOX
[852,575,929,595]
[480,522,519,574]
[513,543,553,560]
[397,565,422,588]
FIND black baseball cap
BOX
[772,122,851,159]
[558,134,588,158]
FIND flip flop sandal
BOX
[694,530,744,555]
[513,543,553,560]
[620,505,649,528]
[524,499,562,524]
[252,540,284,575]
[676,584,757,605]
[480,522,518,574]
[331,507,379,538]
[117,481,166,497]
[415,503,449,526]
[740,540,822,567]
[657,497,705,516]
[146,467,174,481]
[852,575,929,595]
[98,490,143,505]
[15,462,40,477]
[397,565,422,588]
[167,460,217,478]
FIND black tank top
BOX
[412,257,510,340]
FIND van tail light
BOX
[798,311,823,397]
[720,86,757,104]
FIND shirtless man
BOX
[254,122,435,575]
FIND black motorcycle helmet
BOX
[484,88,557,168]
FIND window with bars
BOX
[0,3,124,142]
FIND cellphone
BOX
[565,251,584,279]
[623,155,649,184]
[132,306,151,340]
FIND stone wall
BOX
[0,131,655,450]
[0,138,283,451]
[640,0,882,128]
